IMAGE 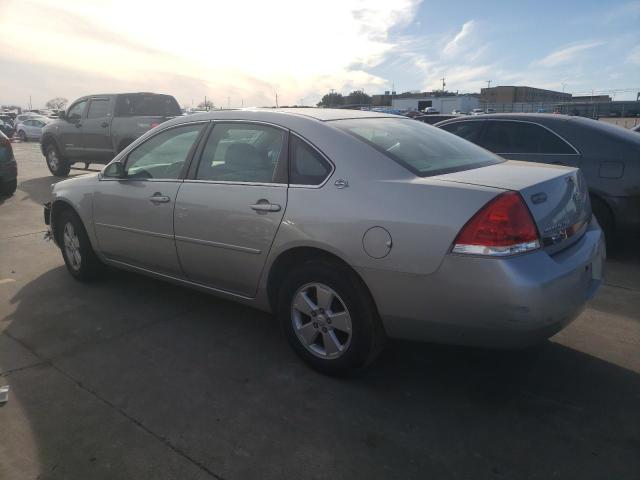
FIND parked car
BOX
[422,107,440,114]
[451,109,466,115]
[470,108,485,115]
[413,114,456,125]
[0,130,17,196]
[15,112,48,126]
[436,114,640,239]
[16,117,50,141]
[40,92,181,176]
[485,108,497,114]
[0,114,15,128]
[0,119,14,138]
[44,109,604,374]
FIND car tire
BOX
[277,259,386,376]
[590,196,614,244]
[18,130,27,142]
[0,178,17,196]
[57,209,103,281]
[45,144,71,177]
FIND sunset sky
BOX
[1,0,639,109]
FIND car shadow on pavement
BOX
[1,265,639,479]
[18,175,87,206]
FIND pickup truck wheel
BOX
[57,210,103,281]
[45,144,71,177]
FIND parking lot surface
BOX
[1,143,639,479]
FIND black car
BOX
[436,114,640,238]
[0,118,15,138]
[0,130,17,196]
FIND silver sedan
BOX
[44,109,605,374]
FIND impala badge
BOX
[334,178,349,189]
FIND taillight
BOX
[452,191,540,256]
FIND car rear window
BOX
[115,94,181,117]
[334,118,502,177]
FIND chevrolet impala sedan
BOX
[44,109,605,374]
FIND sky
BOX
[0,0,639,109]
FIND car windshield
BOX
[115,94,181,117]
[333,117,502,177]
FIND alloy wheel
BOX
[63,222,82,271]
[291,283,353,360]
[47,149,59,171]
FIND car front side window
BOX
[124,124,204,180]
[67,101,87,122]
[196,123,285,183]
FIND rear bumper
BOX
[359,217,605,348]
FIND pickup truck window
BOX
[87,99,110,119]
[115,94,180,117]
[67,100,87,121]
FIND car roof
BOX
[169,108,403,124]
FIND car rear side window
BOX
[481,121,576,154]
[87,99,110,119]
[115,94,181,117]
[334,118,501,177]
[289,135,332,185]
[439,121,484,142]
[196,123,285,183]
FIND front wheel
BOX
[57,210,103,281]
[277,260,386,375]
[18,130,27,142]
[45,144,71,177]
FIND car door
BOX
[32,119,46,140]
[479,120,581,167]
[174,122,288,296]
[83,97,114,161]
[59,99,88,159]
[93,122,206,276]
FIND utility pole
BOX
[241,99,244,108]
[227,96,230,109]
[486,80,491,89]
[204,95,207,111]
[29,95,32,110]
[275,93,279,108]
[441,77,446,93]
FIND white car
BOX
[470,109,485,115]
[451,110,466,116]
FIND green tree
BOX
[197,99,215,110]
[317,92,344,107]
[45,97,68,110]
[344,90,371,106]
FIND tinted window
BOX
[115,94,181,117]
[196,123,285,183]
[290,136,331,185]
[67,101,87,121]
[125,124,203,180]
[335,118,501,177]
[439,121,484,143]
[87,99,110,119]
[481,121,575,154]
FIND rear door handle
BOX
[250,203,281,212]
[149,194,171,204]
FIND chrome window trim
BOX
[183,179,287,187]
[288,132,335,189]
[444,118,581,155]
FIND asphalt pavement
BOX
[1,142,639,479]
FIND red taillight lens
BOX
[452,191,540,256]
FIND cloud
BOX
[0,0,422,107]
[531,41,604,68]
[443,20,476,56]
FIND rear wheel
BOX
[18,130,27,142]
[591,196,614,244]
[45,144,71,177]
[0,178,17,196]
[57,210,103,281]
[277,259,385,375]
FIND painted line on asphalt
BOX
[0,278,16,285]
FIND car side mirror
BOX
[103,161,126,179]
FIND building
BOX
[571,95,612,103]
[556,100,640,118]
[480,86,571,104]
[390,93,480,113]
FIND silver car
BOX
[16,117,50,141]
[44,109,605,374]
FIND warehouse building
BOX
[390,93,480,113]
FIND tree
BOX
[45,97,68,110]
[317,92,344,107]
[344,90,371,106]
[197,99,215,110]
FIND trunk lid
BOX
[435,160,591,253]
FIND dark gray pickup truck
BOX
[41,92,181,176]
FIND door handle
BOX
[149,193,171,204]
[101,121,109,128]
[250,203,281,212]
